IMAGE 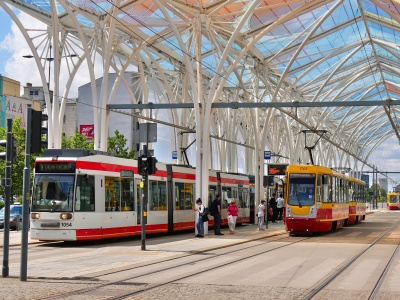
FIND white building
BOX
[23,83,77,138]
[379,178,388,192]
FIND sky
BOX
[1,6,400,189]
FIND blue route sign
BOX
[264,150,271,160]
[172,150,178,159]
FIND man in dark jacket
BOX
[211,194,224,235]
[268,193,277,223]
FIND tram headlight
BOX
[60,213,73,220]
[308,206,317,218]
[286,206,293,217]
[31,213,40,219]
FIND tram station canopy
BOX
[2,0,400,171]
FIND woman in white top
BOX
[258,199,266,230]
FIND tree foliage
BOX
[0,118,38,198]
[62,133,94,149]
[365,184,386,203]
[107,130,136,159]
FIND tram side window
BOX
[121,179,134,211]
[331,177,337,203]
[239,188,249,208]
[361,185,366,202]
[149,180,167,211]
[348,182,354,202]
[321,175,332,203]
[105,177,121,211]
[76,175,95,211]
[175,182,193,210]
[317,175,322,202]
[221,187,232,208]
[209,185,217,207]
[343,180,349,203]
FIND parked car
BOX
[0,203,23,230]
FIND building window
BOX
[30,91,34,96]
[34,91,39,95]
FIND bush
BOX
[0,201,4,210]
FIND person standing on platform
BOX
[211,194,224,235]
[276,193,284,221]
[269,193,277,223]
[257,199,266,230]
[193,198,205,238]
[227,199,238,234]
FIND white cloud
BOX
[1,10,105,99]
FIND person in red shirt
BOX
[227,199,239,234]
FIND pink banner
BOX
[80,124,94,139]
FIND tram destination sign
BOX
[120,170,134,178]
[267,164,288,176]
[35,162,76,173]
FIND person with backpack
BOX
[269,193,277,223]
[193,198,205,238]
[211,194,224,235]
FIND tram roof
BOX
[5,0,400,166]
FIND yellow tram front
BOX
[387,192,400,210]
[285,165,349,234]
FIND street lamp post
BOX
[23,46,77,91]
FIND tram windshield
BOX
[288,174,316,206]
[32,174,75,212]
[389,196,397,203]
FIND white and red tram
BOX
[30,149,251,241]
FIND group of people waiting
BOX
[257,193,284,230]
[194,192,284,236]
[193,194,238,237]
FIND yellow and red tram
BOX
[387,192,400,210]
[284,165,366,234]
[347,177,367,224]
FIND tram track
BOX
[6,211,399,299]
[43,232,312,299]
[302,217,400,300]
[12,212,398,300]
[368,242,400,299]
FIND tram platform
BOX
[1,220,286,249]
[0,206,382,249]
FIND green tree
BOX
[62,133,94,149]
[0,118,38,198]
[107,130,136,159]
[61,130,135,159]
[365,184,386,207]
